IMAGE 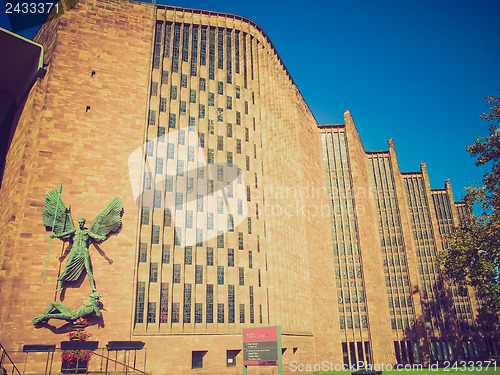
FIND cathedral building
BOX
[0,1,496,374]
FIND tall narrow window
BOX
[135,282,145,323]
[226,29,232,83]
[152,22,162,69]
[217,28,224,70]
[206,284,213,323]
[228,285,235,323]
[208,27,215,80]
[172,23,181,72]
[183,283,192,323]
[163,22,171,58]
[217,266,224,285]
[160,283,169,323]
[182,24,189,62]
[147,302,156,323]
[191,25,198,76]
[200,27,207,65]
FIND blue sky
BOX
[1,0,499,202]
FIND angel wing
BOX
[88,197,123,239]
[42,189,75,237]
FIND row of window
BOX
[154,22,255,88]
[136,282,261,324]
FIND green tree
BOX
[439,92,500,316]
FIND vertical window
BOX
[160,282,169,323]
[174,226,181,246]
[197,195,204,212]
[248,217,252,234]
[218,107,224,122]
[185,246,193,265]
[162,244,170,264]
[198,132,205,148]
[208,119,215,134]
[149,110,156,126]
[218,197,224,214]
[151,82,158,97]
[190,89,196,103]
[141,207,150,225]
[191,25,198,76]
[175,193,183,210]
[147,302,156,323]
[162,70,169,84]
[228,248,234,267]
[236,111,241,125]
[228,285,235,323]
[217,231,224,248]
[235,30,240,74]
[209,27,215,79]
[195,265,203,284]
[146,141,154,156]
[227,96,232,109]
[207,149,214,164]
[208,180,214,196]
[207,247,214,266]
[206,284,213,323]
[236,85,240,99]
[239,267,244,286]
[217,266,224,285]
[135,282,145,323]
[226,29,232,83]
[188,146,195,162]
[217,135,224,151]
[196,228,203,247]
[169,113,176,129]
[154,190,162,208]
[177,160,184,176]
[217,303,224,323]
[172,302,180,323]
[249,286,254,323]
[139,243,147,262]
[182,25,189,62]
[228,214,234,232]
[172,23,181,72]
[167,143,175,159]
[150,263,158,282]
[151,225,160,244]
[245,127,249,141]
[152,22,162,69]
[246,155,250,171]
[199,104,205,119]
[239,304,245,323]
[158,126,165,142]
[249,251,253,269]
[195,304,203,323]
[207,212,214,230]
[170,85,178,100]
[173,264,181,283]
[156,158,164,174]
[199,77,206,91]
[238,232,244,250]
[200,27,207,66]
[237,139,241,154]
[217,165,224,181]
[218,81,224,95]
[180,101,186,115]
[258,269,261,287]
[183,283,191,323]
[208,92,214,106]
[227,152,233,167]
[227,123,232,137]
[217,28,224,69]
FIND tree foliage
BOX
[439,92,500,316]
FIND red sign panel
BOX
[243,327,279,366]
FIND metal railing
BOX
[0,342,21,375]
[0,342,147,375]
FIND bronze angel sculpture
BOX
[42,189,122,292]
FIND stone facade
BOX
[0,1,496,374]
